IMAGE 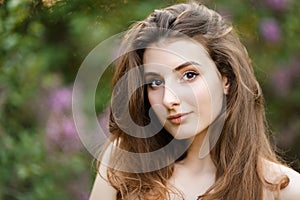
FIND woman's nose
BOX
[162,86,180,109]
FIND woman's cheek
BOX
[147,90,166,121]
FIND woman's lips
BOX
[167,112,191,125]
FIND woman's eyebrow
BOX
[173,61,201,72]
[144,72,160,77]
[144,61,201,77]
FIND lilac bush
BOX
[46,86,82,153]
[1,0,299,199]
[271,67,292,96]
[259,18,282,43]
[265,0,289,11]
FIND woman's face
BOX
[143,39,228,139]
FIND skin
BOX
[143,39,228,141]
[89,145,117,199]
[89,39,300,200]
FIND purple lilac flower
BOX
[271,67,292,96]
[290,57,300,80]
[49,87,72,112]
[259,18,282,43]
[270,56,300,97]
[265,0,288,11]
[46,114,82,153]
[80,192,90,200]
[46,86,82,153]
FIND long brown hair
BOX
[99,2,289,199]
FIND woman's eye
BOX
[148,79,164,88]
[182,71,199,81]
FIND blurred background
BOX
[0,0,299,199]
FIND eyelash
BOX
[182,71,199,81]
[147,70,199,89]
[147,78,164,88]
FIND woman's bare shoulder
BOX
[89,163,117,200]
[89,144,118,200]
[262,159,300,200]
[276,163,300,200]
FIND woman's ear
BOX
[222,76,230,95]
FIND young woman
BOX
[90,2,300,200]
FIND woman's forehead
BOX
[143,39,213,71]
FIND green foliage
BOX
[0,0,299,199]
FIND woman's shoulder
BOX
[275,163,300,200]
[89,144,118,200]
[89,163,118,200]
[262,158,300,200]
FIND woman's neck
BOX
[170,130,217,199]
[178,129,216,175]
